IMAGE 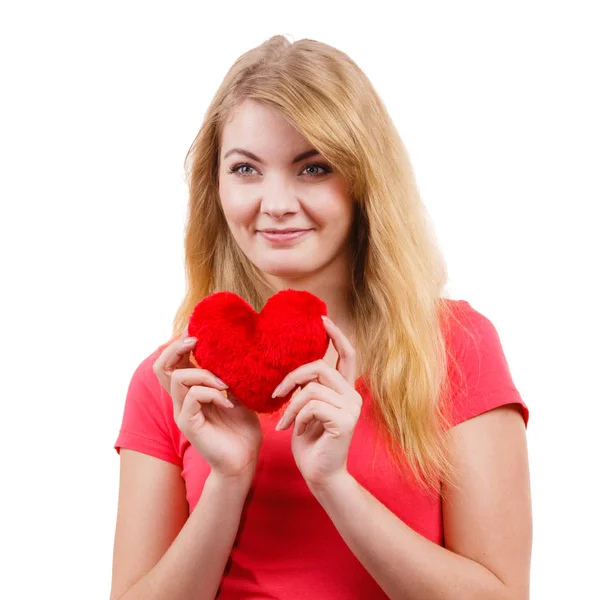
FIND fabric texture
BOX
[188,289,329,413]
[113,298,529,599]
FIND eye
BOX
[227,163,257,177]
[302,163,332,178]
[227,162,333,178]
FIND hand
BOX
[273,316,362,489]
[153,326,263,481]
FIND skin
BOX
[109,98,530,600]
[215,98,532,598]
[218,98,357,340]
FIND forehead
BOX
[220,99,310,156]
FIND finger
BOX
[177,385,234,427]
[276,382,342,431]
[170,368,229,417]
[153,335,196,376]
[293,400,346,437]
[272,359,348,399]
[153,335,198,391]
[158,324,191,353]
[164,336,198,373]
[321,316,357,384]
[227,391,242,406]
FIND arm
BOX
[110,449,252,600]
[308,405,532,600]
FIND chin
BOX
[255,258,316,280]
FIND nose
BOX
[259,174,300,219]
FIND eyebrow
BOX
[222,148,322,164]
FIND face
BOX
[218,99,354,285]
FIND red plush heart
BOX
[187,289,330,414]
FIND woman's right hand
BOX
[153,328,263,481]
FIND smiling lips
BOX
[258,228,312,243]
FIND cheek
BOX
[219,189,256,228]
[309,189,354,230]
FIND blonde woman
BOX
[111,36,531,600]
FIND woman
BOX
[111,35,531,600]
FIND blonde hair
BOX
[171,35,467,495]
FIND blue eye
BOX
[228,163,256,176]
[302,163,332,177]
[227,162,333,178]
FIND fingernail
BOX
[275,417,285,430]
[272,384,283,398]
[182,337,197,345]
[321,315,332,325]
[215,377,228,389]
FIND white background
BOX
[1,1,598,598]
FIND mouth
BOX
[257,228,313,243]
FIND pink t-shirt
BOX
[114,299,529,599]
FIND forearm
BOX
[118,471,251,600]
[310,473,513,600]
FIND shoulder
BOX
[123,344,171,410]
[440,298,529,429]
[441,298,493,345]
[114,343,184,467]
[132,344,167,388]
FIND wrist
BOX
[307,469,354,499]
[208,464,256,489]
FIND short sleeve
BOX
[446,300,529,429]
[114,347,183,467]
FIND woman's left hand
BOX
[273,316,362,490]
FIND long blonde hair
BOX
[171,35,467,495]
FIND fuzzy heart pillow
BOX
[187,289,330,414]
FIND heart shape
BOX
[187,289,330,413]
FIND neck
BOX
[261,254,356,343]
